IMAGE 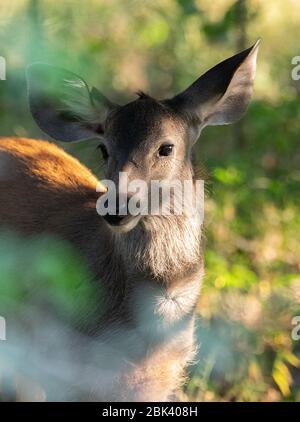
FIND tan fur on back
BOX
[0,137,107,238]
[0,137,99,191]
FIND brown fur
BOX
[0,137,101,234]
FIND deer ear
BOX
[27,64,116,142]
[166,41,260,137]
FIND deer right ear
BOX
[166,41,260,140]
[27,64,116,142]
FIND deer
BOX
[0,41,259,401]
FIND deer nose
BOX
[102,195,131,226]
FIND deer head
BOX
[27,41,259,233]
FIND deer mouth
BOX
[103,214,141,233]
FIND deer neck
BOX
[110,211,203,333]
[114,211,203,283]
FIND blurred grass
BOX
[0,0,300,401]
[0,231,100,324]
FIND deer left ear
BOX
[27,64,116,142]
[166,40,260,136]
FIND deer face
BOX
[100,95,189,183]
[27,41,259,232]
[96,96,194,230]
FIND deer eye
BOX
[97,144,109,160]
[158,144,174,157]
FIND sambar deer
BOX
[0,42,259,401]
